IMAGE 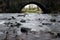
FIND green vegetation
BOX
[22,8,39,13]
[21,4,43,13]
[22,7,43,13]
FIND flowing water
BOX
[0,13,60,40]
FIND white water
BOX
[0,13,60,40]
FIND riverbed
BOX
[0,13,60,40]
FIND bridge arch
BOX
[19,2,48,13]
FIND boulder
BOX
[50,19,56,22]
[20,19,26,23]
[21,27,31,33]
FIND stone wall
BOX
[0,0,60,13]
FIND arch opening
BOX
[20,2,47,13]
[21,4,43,13]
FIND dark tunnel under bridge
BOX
[19,2,49,13]
[0,0,60,13]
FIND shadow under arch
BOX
[19,2,49,13]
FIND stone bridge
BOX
[0,0,60,13]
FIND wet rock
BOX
[15,35,20,40]
[42,23,52,25]
[10,23,15,27]
[50,19,56,22]
[17,14,26,17]
[10,24,14,27]
[43,19,46,20]
[4,32,8,40]
[8,16,16,20]
[4,22,12,26]
[39,25,43,27]
[58,21,60,23]
[46,31,60,38]
[15,22,22,28]
[11,16,16,19]
[21,27,31,33]
[20,19,26,23]
[38,18,40,20]
[8,18,11,20]
[56,33,60,37]
[47,31,55,35]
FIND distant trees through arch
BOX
[20,2,48,13]
[21,4,43,13]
